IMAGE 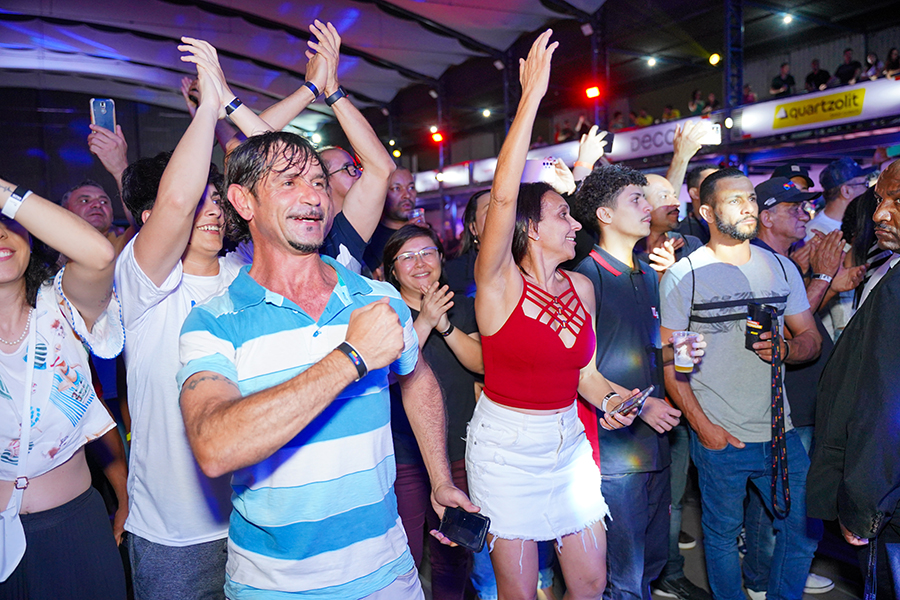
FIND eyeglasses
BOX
[783,201,814,215]
[394,246,439,267]
[328,163,362,179]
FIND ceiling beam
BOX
[0,12,382,105]
[160,0,439,84]
[350,0,505,58]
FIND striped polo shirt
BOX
[177,256,419,599]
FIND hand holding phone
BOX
[608,385,655,416]
[90,98,117,133]
[437,506,490,552]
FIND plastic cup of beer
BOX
[673,331,698,374]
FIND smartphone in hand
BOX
[437,506,490,552]
[90,98,117,132]
[608,385,654,416]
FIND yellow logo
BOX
[772,89,866,129]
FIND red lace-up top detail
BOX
[482,271,596,410]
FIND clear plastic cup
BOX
[672,331,699,374]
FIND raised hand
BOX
[88,124,128,183]
[649,238,678,273]
[548,158,577,196]
[180,76,200,117]
[518,29,558,103]
[178,37,232,119]
[809,229,844,278]
[307,20,342,96]
[577,125,607,167]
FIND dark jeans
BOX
[602,468,671,600]
[690,429,817,600]
[395,458,470,600]
[743,425,822,592]
[0,487,126,600]
[660,423,690,581]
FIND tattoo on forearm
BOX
[0,184,12,195]
[186,373,238,391]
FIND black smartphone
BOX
[90,98,116,132]
[437,506,490,553]
[745,303,775,350]
[601,130,615,153]
[608,385,654,416]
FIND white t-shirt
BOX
[116,238,248,546]
[804,210,842,240]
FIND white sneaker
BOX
[744,588,765,600]
[804,573,835,594]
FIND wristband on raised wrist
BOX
[439,322,455,337]
[812,272,833,284]
[302,81,320,100]
[337,341,367,381]
[224,97,243,116]
[1,186,32,219]
[325,86,347,107]
[574,160,595,169]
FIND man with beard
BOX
[363,167,418,273]
[659,168,822,600]
[808,159,900,598]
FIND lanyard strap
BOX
[6,311,36,512]
[768,305,790,518]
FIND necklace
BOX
[0,308,34,346]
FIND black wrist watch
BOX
[325,86,348,107]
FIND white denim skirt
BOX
[465,394,609,543]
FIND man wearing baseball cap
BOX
[746,177,836,596]
[806,157,877,241]
[771,164,814,192]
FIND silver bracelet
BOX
[601,391,620,413]
[2,186,32,219]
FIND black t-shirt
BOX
[806,69,830,90]
[574,247,669,474]
[444,250,477,298]
[677,213,710,244]
[362,222,398,272]
[835,61,862,84]
[634,232,703,266]
[770,74,795,97]
[320,211,366,270]
[390,295,480,464]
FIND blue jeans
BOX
[690,429,817,600]
[471,541,555,600]
[743,425,822,593]
[660,424,690,581]
[602,469,670,600]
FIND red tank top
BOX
[482,271,596,410]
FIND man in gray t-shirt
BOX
[659,169,822,600]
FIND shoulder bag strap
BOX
[6,312,36,512]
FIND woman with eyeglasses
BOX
[382,224,483,600]
[0,177,125,597]
[469,31,638,599]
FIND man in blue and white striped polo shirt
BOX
[176,131,476,599]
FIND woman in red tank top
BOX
[466,30,640,600]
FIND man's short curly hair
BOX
[223,132,326,243]
[572,164,647,233]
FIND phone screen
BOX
[437,506,490,552]
[608,385,654,416]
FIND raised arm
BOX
[310,21,396,242]
[475,30,557,302]
[181,76,243,154]
[0,179,114,327]
[130,40,223,286]
[666,121,708,200]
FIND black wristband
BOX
[325,86,347,107]
[782,339,791,362]
[439,322,455,337]
[337,341,367,381]
[302,81,320,99]
[225,97,243,116]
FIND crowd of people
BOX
[2,22,900,600]
[770,46,900,100]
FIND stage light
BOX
[431,132,443,143]
[783,14,793,24]
[429,125,438,134]
[647,57,657,67]
[709,53,721,66]
[392,149,401,158]
[482,109,491,118]
[389,139,395,146]
[585,86,601,99]
[724,117,734,129]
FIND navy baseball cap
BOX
[756,177,821,210]
[771,164,814,189]
[820,157,878,191]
